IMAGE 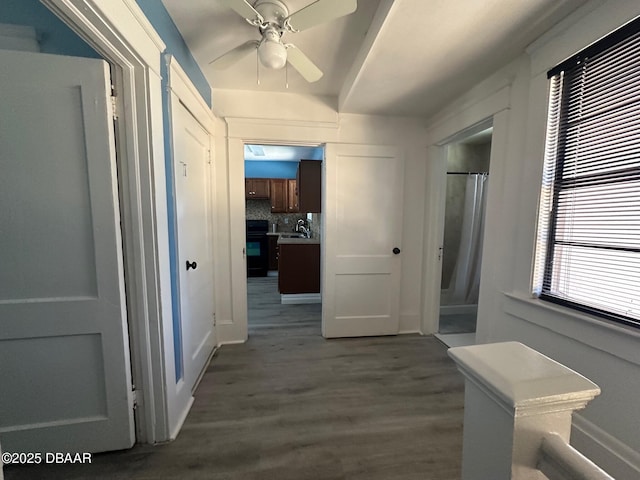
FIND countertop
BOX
[267,231,320,244]
[277,237,320,245]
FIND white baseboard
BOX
[571,414,640,479]
[440,304,478,315]
[281,293,321,304]
[216,321,246,345]
[169,395,194,441]
[399,313,420,333]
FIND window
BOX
[533,17,640,329]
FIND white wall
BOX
[210,89,428,340]
[422,1,640,478]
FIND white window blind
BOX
[533,17,640,329]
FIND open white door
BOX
[323,144,404,338]
[171,100,216,393]
[0,50,135,452]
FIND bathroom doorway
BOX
[437,127,492,341]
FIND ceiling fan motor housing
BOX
[255,0,289,32]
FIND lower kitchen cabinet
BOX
[278,242,320,294]
[268,235,279,271]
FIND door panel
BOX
[171,101,215,393]
[0,50,134,452]
[323,144,404,338]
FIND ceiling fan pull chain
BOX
[285,62,289,89]
[256,50,260,85]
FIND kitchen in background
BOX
[245,144,323,306]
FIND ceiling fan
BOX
[211,0,358,83]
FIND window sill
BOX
[502,292,640,367]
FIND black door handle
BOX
[393,247,401,255]
[186,260,197,271]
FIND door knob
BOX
[393,247,401,255]
[186,260,197,271]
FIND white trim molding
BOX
[572,414,640,480]
[167,55,214,133]
[224,117,339,143]
[43,0,173,444]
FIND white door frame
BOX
[166,56,217,430]
[421,86,511,335]
[432,120,493,331]
[220,118,338,344]
[43,0,174,444]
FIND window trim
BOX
[534,15,640,330]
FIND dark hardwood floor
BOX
[5,277,464,479]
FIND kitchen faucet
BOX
[296,219,311,238]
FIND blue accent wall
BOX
[135,0,213,381]
[245,161,299,179]
[0,0,99,58]
[135,0,211,107]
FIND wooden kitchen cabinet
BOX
[268,235,279,271]
[269,179,288,213]
[245,178,270,199]
[278,242,320,294]
[287,179,299,213]
[297,160,321,212]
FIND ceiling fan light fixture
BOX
[257,26,287,70]
[258,39,287,69]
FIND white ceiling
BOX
[162,0,588,118]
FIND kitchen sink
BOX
[279,233,307,238]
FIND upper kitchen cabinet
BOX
[245,178,270,199]
[269,179,288,213]
[297,160,321,213]
[287,179,299,213]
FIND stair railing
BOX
[448,341,614,479]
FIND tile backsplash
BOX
[246,199,321,238]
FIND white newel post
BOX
[448,342,601,480]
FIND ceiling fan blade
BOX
[209,40,258,69]
[286,0,357,32]
[286,45,323,83]
[221,0,263,23]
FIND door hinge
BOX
[132,386,138,410]
[212,312,216,326]
[110,95,118,119]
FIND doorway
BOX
[243,144,324,336]
[436,127,492,346]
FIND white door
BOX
[171,100,216,392]
[0,50,135,452]
[323,144,404,337]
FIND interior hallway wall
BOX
[423,1,640,477]
[211,90,428,336]
[0,0,99,57]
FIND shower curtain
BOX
[448,174,488,305]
